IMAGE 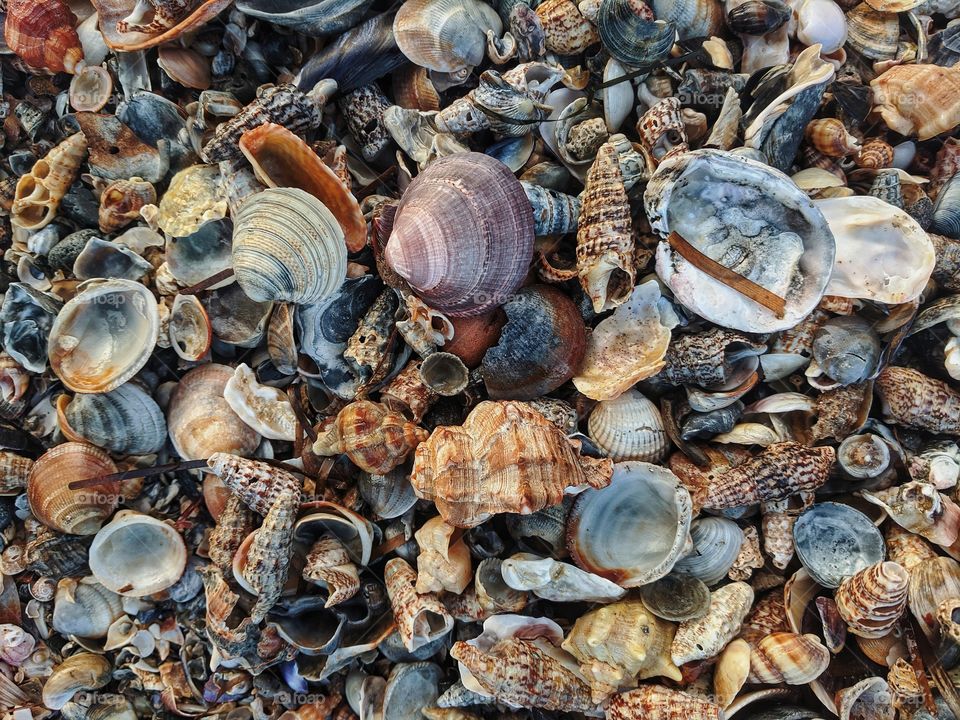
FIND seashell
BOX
[836,677,895,720]
[907,556,960,640]
[863,482,960,553]
[89,510,188,597]
[169,293,212,362]
[525,182,581,238]
[714,638,751,708]
[807,316,880,387]
[856,139,895,170]
[385,558,454,652]
[97,177,156,234]
[470,70,552,137]
[875,366,960,434]
[814,197,934,304]
[71,237,153,282]
[42,653,112,711]
[29,443,118,537]
[383,663,443,720]
[415,516,472,595]
[0,283,63,373]
[931,174,960,240]
[501,552,626,603]
[805,119,860,158]
[671,581,754,665]
[156,165,228,238]
[480,286,585,400]
[535,0,599,55]
[394,0,502,78]
[837,433,891,481]
[233,188,347,305]
[381,360,438,424]
[930,137,960,200]
[157,45,209,89]
[747,632,830,684]
[303,535,360,608]
[646,149,835,333]
[384,152,535,317]
[562,598,681,694]
[597,0,675,68]
[201,83,327,163]
[223,363,297,442]
[338,85,392,161]
[701,442,834,510]
[239,123,366,253]
[606,684,722,720]
[871,64,960,141]
[412,401,612,527]
[48,279,158,394]
[573,280,673,401]
[75,112,166,184]
[0,452,32,495]
[450,638,596,712]
[673,516,743,586]
[313,401,428,475]
[793,502,884,589]
[568,461,691,586]
[359,469,419,520]
[576,142,635,313]
[835,562,909,638]
[59,382,166,455]
[11,133,87,231]
[505,498,572,558]
[885,523,937,572]
[167,364,261,460]
[602,58,633,132]
[637,97,688,163]
[844,3,898,60]
[587,389,668,463]
[639,574,711,621]
[419,352,469,397]
[393,66,441,111]
[5,0,84,74]
[52,577,124,639]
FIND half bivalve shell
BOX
[587,389,669,462]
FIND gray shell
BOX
[793,501,885,588]
[64,383,167,456]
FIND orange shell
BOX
[4,0,84,74]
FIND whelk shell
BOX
[606,685,722,720]
[4,0,85,75]
[11,132,87,232]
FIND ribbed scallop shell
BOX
[28,442,119,536]
[846,3,899,60]
[11,132,87,231]
[673,517,744,586]
[393,0,501,75]
[747,632,830,684]
[836,561,909,638]
[587,389,668,462]
[233,188,347,305]
[384,153,535,317]
[60,383,167,455]
[607,685,722,720]
[672,581,754,665]
[166,364,261,461]
[652,0,723,39]
[4,0,84,74]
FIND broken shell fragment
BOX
[385,557,454,652]
[671,581,754,665]
[223,363,297,441]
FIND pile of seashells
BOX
[2,0,960,718]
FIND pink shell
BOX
[384,152,535,317]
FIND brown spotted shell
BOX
[606,685,722,720]
[875,366,960,434]
[747,632,831,684]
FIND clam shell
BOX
[567,461,692,587]
[28,442,119,536]
[588,389,668,463]
[747,632,831,684]
[169,293,212,362]
[359,469,419,520]
[597,0,675,67]
[89,510,187,597]
[714,638,751,708]
[673,516,743,587]
[793,502,885,589]
[48,279,158,394]
[871,63,960,141]
[233,187,347,305]
[0,283,63,373]
[384,152,535,317]
[645,149,835,333]
[639,573,711,622]
[41,653,112,711]
[652,0,723,38]
[393,0,501,76]
[165,218,233,288]
[52,578,124,639]
[383,663,443,720]
[60,382,166,455]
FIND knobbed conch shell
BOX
[58,382,167,455]
[384,153,535,317]
[871,63,960,141]
[385,557,454,652]
[576,142,635,313]
[587,389,669,462]
[671,581,754,665]
[835,561,909,638]
[606,685,722,720]
[747,632,831,684]
[313,401,429,474]
[233,188,347,305]
[814,196,935,304]
[644,149,836,333]
[4,0,84,75]
[11,132,87,231]
[567,461,692,587]
[561,598,682,698]
[48,279,158,394]
[410,401,614,528]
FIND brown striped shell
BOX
[28,443,119,536]
[747,632,831,684]
[4,0,84,74]
[835,561,909,638]
[805,118,861,158]
[384,153,535,317]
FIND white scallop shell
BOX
[587,388,669,462]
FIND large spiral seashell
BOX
[607,685,723,720]
[232,187,347,305]
[856,138,895,169]
[28,442,119,536]
[587,389,668,462]
[876,366,960,434]
[835,561,909,638]
[4,0,84,75]
[747,632,831,684]
[384,152,535,317]
[11,132,87,231]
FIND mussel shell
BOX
[358,469,419,520]
[61,383,167,455]
[235,0,370,36]
[726,0,791,34]
[931,174,960,240]
[793,502,885,589]
[382,662,442,720]
[639,573,711,621]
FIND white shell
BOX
[501,552,627,603]
[588,389,669,462]
[793,0,848,54]
[223,362,297,441]
[814,196,935,304]
[673,517,744,586]
[602,58,633,132]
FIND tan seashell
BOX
[741,590,791,646]
[536,0,599,55]
[42,653,112,711]
[394,0,502,77]
[805,118,861,158]
[845,3,899,60]
[156,164,228,237]
[875,366,960,434]
[157,45,210,89]
[166,364,261,461]
[761,500,797,570]
[239,123,367,254]
[885,523,937,571]
[606,685,723,720]
[855,139,895,170]
[28,442,119,536]
[450,638,597,712]
[392,65,441,111]
[52,577,124,639]
[233,187,347,305]
[855,632,907,668]
[887,658,922,715]
[930,137,960,200]
[91,0,233,52]
[835,561,909,638]
[4,0,84,75]
[385,557,454,652]
[862,481,960,553]
[748,632,830,684]
[415,516,472,595]
[588,389,669,462]
[445,557,530,622]
[380,360,438,424]
[0,451,33,495]
[208,493,256,572]
[313,401,428,475]
[410,401,613,528]
[871,64,960,141]
[97,177,156,234]
[302,535,360,608]
[907,556,960,640]
[714,638,751,708]
[223,363,297,442]
[11,132,87,231]
[672,581,754,665]
[562,598,682,697]
[169,293,212,362]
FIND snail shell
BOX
[4,0,84,75]
[11,132,87,231]
[607,685,722,720]
[805,118,861,158]
[233,187,347,305]
[835,561,909,638]
[385,557,454,652]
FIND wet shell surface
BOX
[672,516,743,587]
